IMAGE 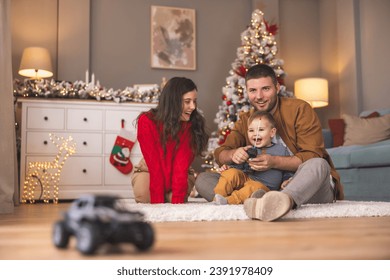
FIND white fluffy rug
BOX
[127,199,390,222]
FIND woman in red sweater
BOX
[134,77,209,204]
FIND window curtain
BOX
[0,0,17,213]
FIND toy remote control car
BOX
[52,194,154,255]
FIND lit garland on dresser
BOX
[13,78,161,104]
[22,134,77,204]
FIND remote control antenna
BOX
[255,120,260,147]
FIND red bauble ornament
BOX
[265,20,278,35]
[277,76,285,86]
[235,65,247,77]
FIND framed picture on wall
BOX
[151,5,196,70]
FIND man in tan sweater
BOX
[195,64,343,222]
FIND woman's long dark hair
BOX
[138,77,209,156]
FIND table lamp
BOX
[18,47,53,79]
[294,78,328,108]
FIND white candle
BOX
[91,73,95,86]
[85,70,89,84]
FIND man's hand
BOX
[231,145,252,164]
[249,154,302,172]
[248,154,274,171]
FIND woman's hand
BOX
[281,178,293,190]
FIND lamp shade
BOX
[18,47,53,79]
[294,78,328,108]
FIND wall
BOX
[318,0,340,123]
[260,0,390,124]
[255,0,341,127]
[89,0,253,137]
[336,0,361,116]
[253,0,341,128]
[10,0,390,169]
[359,0,390,112]
[11,0,253,171]
[334,0,390,116]
[11,0,58,81]
[57,0,89,81]
[11,0,252,136]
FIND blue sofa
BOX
[323,109,390,202]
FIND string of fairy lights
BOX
[13,78,161,104]
[22,134,76,204]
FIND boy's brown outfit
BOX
[214,144,293,204]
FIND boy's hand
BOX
[217,164,230,173]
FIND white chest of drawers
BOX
[18,98,155,202]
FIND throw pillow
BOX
[328,119,345,147]
[363,111,381,118]
[328,111,381,147]
[342,113,390,146]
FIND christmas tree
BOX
[202,9,292,170]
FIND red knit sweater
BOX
[137,113,194,204]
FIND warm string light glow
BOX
[13,78,161,103]
[22,134,76,204]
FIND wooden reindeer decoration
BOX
[22,134,77,204]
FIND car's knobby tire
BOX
[133,222,154,251]
[76,223,101,255]
[53,220,70,248]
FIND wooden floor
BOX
[1,202,390,260]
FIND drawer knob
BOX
[43,140,48,145]
[83,117,88,122]
[44,116,48,121]
[83,141,87,146]
[82,169,87,173]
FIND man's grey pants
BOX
[195,158,335,207]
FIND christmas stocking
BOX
[110,120,135,174]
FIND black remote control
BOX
[246,146,257,158]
